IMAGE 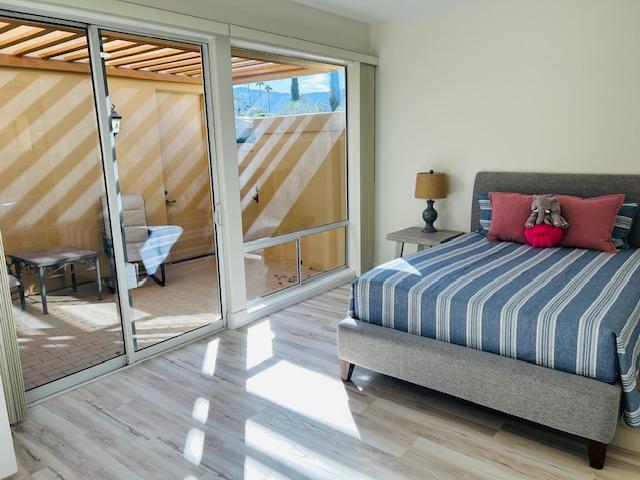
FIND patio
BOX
[13,255,308,390]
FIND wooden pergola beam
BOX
[39,39,88,59]
[0,27,54,49]
[147,57,201,72]
[0,23,17,35]
[122,51,199,70]
[0,53,202,85]
[0,23,339,86]
[233,63,300,79]
[105,66,202,85]
[231,59,266,69]
[104,44,163,63]
[107,48,179,67]
[181,68,202,76]
[64,39,137,62]
[232,66,329,85]
[101,31,199,53]
[231,48,340,73]
[13,32,83,57]
[0,52,88,74]
[162,62,206,74]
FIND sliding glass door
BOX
[95,30,223,352]
[232,49,348,300]
[0,16,127,393]
[0,11,225,399]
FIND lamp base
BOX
[422,199,438,233]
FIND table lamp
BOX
[415,170,448,233]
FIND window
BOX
[233,49,348,299]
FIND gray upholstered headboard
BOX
[471,171,640,248]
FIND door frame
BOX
[87,25,229,364]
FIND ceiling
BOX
[288,0,454,23]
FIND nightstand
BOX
[387,227,464,258]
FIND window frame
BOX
[231,46,353,305]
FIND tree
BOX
[246,83,252,106]
[290,77,300,102]
[256,81,265,109]
[329,71,340,111]
[264,84,273,113]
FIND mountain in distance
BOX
[233,85,346,114]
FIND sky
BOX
[246,70,346,94]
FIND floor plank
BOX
[10,285,640,479]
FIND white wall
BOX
[370,0,640,263]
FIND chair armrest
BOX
[5,257,17,276]
[102,233,113,254]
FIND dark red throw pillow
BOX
[557,194,624,253]
[487,192,533,244]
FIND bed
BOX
[337,171,640,469]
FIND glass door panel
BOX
[234,50,348,242]
[244,241,299,300]
[0,16,126,390]
[233,48,349,300]
[300,228,346,281]
[97,30,222,351]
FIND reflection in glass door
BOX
[0,15,127,392]
[97,31,222,351]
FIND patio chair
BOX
[5,262,26,310]
[100,195,182,289]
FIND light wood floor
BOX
[9,286,640,479]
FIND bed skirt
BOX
[337,317,621,444]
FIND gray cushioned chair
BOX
[7,272,25,310]
[101,195,182,289]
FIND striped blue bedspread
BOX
[349,233,640,426]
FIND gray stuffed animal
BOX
[525,195,569,229]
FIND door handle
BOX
[164,190,176,205]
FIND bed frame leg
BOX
[587,440,608,469]
[340,360,354,382]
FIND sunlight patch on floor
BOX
[12,307,54,329]
[192,397,210,424]
[244,419,371,480]
[56,302,119,326]
[183,427,205,466]
[201,338,219,376]
[246,320,274,370]
[246,360,360,438]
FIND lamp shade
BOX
[415,171,448,200]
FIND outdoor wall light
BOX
[111,105,122,135]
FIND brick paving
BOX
[14,257,222,390]
[12,255,303,391]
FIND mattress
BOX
[349,233,640,426]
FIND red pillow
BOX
[557,194,624,252]
[487,192,533,244]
